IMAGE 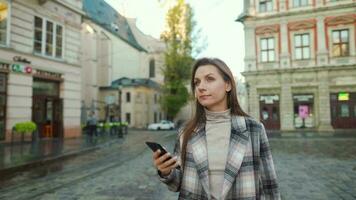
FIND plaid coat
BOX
[160,116,280,200]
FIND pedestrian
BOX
[87,111,97,138]
[152,58,280,199]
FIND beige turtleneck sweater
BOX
[205,108,231,199]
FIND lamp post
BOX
[118,85,123,137]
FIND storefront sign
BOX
[260,95,279,104]
[299,105,309,119]
[11,64,32,74]
[338,92,349,101]
[293,95,313,102]
[13,56,31,64]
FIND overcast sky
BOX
[105,0,245,79]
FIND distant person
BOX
[87,111,97,137]
[151,58,280,199]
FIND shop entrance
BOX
[330,92,356,129]
[260,95,280,130]
[293,94,314,129]
[32,79,63,138]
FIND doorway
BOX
[293,94,314,129]
[32,79,63,138]
[260,95,280,130]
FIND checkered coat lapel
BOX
[221,115,249,199]
[190,124,210,197]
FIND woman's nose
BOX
[197,82,207,91]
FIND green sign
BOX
[338,92,349,101]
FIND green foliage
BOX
[14,121,37,134]
[160,0,204,119]
[161,81,189,118]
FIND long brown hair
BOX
[180,57,249,169]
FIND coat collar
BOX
[190,115,249,199]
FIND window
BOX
[293,0,308,7]
[332,29,349,57]
[149,59,155,78]
[126,92,130,102]
[339,104,349,117]
[0,0,9,46]
[154,112,157,123]
[259,0,273,12]
[154,94,158,104]
[126,113,131,124]
[260,37,275,62]
[34,16,63,58]
[294,33,310,60]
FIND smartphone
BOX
[145,141,180,169]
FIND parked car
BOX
[148,120,175,130]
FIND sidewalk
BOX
[0,134,124,178]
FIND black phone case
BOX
[145,141,168,155]
[145,141,180,169]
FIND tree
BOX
[160,0,203,120]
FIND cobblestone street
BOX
[1,131,355,200]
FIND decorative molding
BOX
[255,24,280,35]
[325,14,356,26]
[288,19,317,31]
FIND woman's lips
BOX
[199,95,211,100]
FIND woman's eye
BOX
[207,77,214,81]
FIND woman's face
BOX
[194,64,231,112]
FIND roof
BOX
[100,77,161,90]
[83,0,146,52]
[112,77,161,89]
[126,18,166,53]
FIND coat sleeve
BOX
[158,130,183,192]
[259,124,281,200]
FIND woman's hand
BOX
[153,150,179,177]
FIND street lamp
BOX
[118,85,123,137]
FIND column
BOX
[6,73,33,142]
[247,78,259,120]
[317,71,334,131]
[316,16,329,66]
[280,73,294,131]
[280,21,291,68]
[244,26,257,71]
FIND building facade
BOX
[238,0,356,131]
[81,0,166,128]
[0,0,83,141]
[99,77,163,128]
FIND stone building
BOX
[81,0,165,128]
[0,0,83,141]
[238,0,356,131]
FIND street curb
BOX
[0,139,120,179]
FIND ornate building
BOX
[238,0,356,131]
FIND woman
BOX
[152,58,280,199]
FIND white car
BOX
[148,120,175,130]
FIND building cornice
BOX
[242,64,356,76]
[238,2,356,23]
[52,0,86,16]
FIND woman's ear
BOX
[225,82,232,92]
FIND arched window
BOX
[149,59,155,78]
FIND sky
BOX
[105,0,245,79]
